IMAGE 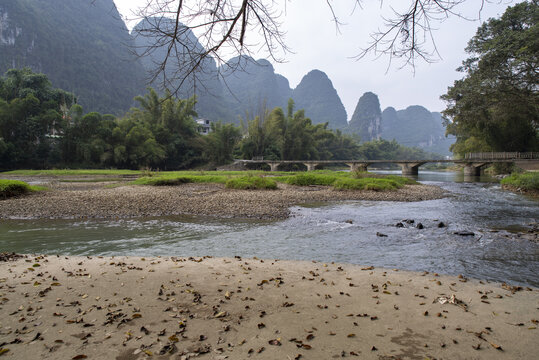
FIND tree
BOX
[0,68,75,169]
[204,122,242,165]
[442,1,538,156]
[131,1,497,95]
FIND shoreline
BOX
[0,254,537,359]
[0,178,446,220]
[501,184,539,198]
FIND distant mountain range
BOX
[0,0,454,155]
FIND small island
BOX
[0,170,445,220]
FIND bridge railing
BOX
[464,152,539,160]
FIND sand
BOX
[0,254,537,359]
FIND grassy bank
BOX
[136,170,417,191]
[2,169,419,192]
[0,179,45,199]
[501,172,539,194]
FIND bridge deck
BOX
[235,156,538,176]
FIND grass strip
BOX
[2,169,141,176]
[225,176,277,190]
[332,177,403,191]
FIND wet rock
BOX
[376,232,388,237]
[437,222,446,228]
[416,223,424,229]
[344,219,353,224]
[453,231,475,236]
[396,222,404,228]
[0,252,24,262]
[403,219,415,224]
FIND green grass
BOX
[59,178,126,183]
[133,174,229,186]
[225,176,278,190]
[276,173,341,186]
[501,172,539,191]
[2,169,141,176]
[333,177,406,191]
[134,176,193,186]
[0,179,45,199]
[3,169,418,193]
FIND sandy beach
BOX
[0,254,537,359]
[0,179,446,220]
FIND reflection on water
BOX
[1,171,538,287]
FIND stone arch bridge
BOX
[235,152,539,176]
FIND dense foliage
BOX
[442,1,539,156]
[239,99,359,161]
[0,68,75,168]
[0,69,443,171]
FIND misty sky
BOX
[113,0,516,120]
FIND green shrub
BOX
[501,172,539,191]
[0,180,32,199]
[225,176,277,190]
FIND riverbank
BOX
[0,179,445,220]
[500,172,539,198]
[0,254,537,359]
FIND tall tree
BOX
[442,1,538,156]
[0,68,74,169]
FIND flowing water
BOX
[1,171,538,286]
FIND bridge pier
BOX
[397,162,425,176]
[463,162,489,176]
[268,162,281,172]
[304,163,319,171]
[346,163,369,172]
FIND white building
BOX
[196,118,212,135]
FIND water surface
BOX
[1,171,538,286]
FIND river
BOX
[1,171,538,286]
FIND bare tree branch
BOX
[124,0,501,98]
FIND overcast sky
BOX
[113,0,516,120]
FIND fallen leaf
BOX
[214,311,228,318]
[268,339,281,346]
[72,355,87,360]
[490,342,503,351]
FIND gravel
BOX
[0,180,446,220]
